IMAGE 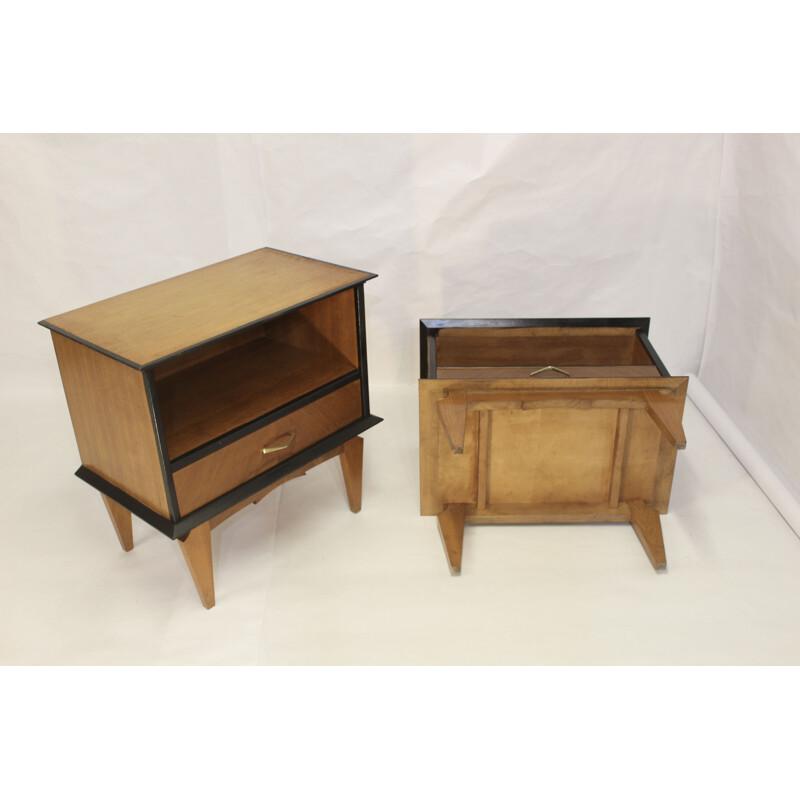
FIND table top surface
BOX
[40,247,375,368]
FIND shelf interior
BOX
[154,290,360,460]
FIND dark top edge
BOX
[420,317,651,332]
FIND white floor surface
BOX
[3,383,800,665]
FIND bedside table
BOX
[419,318,688,574]
[40,247,382,608]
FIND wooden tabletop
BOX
[40,248,375,368]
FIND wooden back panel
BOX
[419,376,688,517]
[51,332,170,517]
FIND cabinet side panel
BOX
[51,332,170,517]
[264,289,359,367]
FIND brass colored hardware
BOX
[529,365,571,378]
[262,432,296,454]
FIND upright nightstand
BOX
[40,247,381,608]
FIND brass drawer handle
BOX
[261,431,296,455]
[529,365,571,378]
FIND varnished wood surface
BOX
[40,248,374,367]
[173,381,362,514]
[52,332,171,517]
[436,365,662,379]
[178,523,215,608]
[102,494,134,551]
[339,436,364,512]
[156,337,355,459]
[435,327,654,368]
[465,502,633,523]
[629,499,667,570]
[438,504,466,575]
[264,288,359,370]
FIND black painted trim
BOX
[420,317,651,333]
[170,369,362,470]
[637,331,670,377]
[354,284,371,415]
[76,414,383,539]
[142,368,180,520]
[76,467,176,535]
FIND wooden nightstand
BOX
[419,318,688,574]
[40,247,381,608]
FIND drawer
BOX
[173,380,362,515]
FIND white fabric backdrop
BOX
[699,133,800,507]
[1,133,722,398]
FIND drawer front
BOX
[174,380,362,515]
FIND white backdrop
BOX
[2,133,721,393]
[3,133,798,513]
[699,133,800,507]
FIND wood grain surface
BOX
[41,248,374,367]
[52,332,170,517]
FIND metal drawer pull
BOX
[261,432,296,455]
[529,365,571,377]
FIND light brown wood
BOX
[435,327,654,368]
[156,337,355,459]
[476,411,490,510]
[339,436,364,512]
[437,365,662,380]
[178,523,215,608]
[265,288,359,369]
[607,409,631,508]
[173,381,362,515]
[420,329,688,573]
[466,502,632,523]
[51,333,171,517]
[644,390,687,449]
[437,392,467,453]
[41,248,374,367]
[487,407,618,505]
[437,504,466,575]
[629,499,667,570]
[101,494,134,551]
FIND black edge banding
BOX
[355,284,371,416]
[142,368,181,520]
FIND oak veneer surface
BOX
[51,332,171,517]
[156,336,356,460]
[40,248,374,367]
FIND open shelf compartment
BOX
[154,289,360,461]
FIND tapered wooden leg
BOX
[437,504,466,575]
[339,436,364,512]
[629,499,667,571]
[101,494,133,552]
[178,522,215,609]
